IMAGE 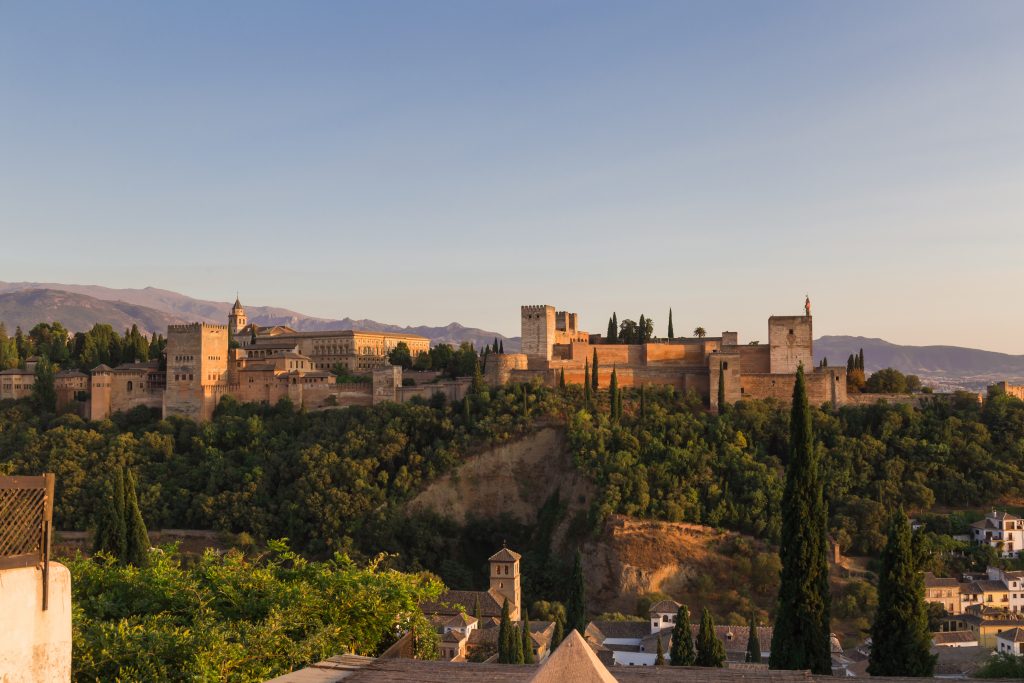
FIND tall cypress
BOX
[667,308,674,340]
[607,317,616,341]
[552,613,565,649]
[868,508,937,676]
[670,604,695,665]
[498,598,513,663]
[93,466,127,560]
[717,364,726,413]
[746,612,762,664]
[616,391,623,422]
[566,549,587,635]
[847,354,855,372]
[592,349,599,391]
[655,635,666,665]
[513,621,524,664]
[499,340,504,354]
[695,607,725,667]
[858,348,865,371]
[638,314,647,343]
[559,367,566,390]
[611,313,618,343]
[769,365,831,674]
[521,615,535,664]
[584,360,592,403]
[123,468,150,567]
[609,367,618,420]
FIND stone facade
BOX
[503,303,847,409]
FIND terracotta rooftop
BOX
[932,631,978,645]
[648,600,681,614]
[422,589,503,619]
[923,573,959,588]
[489,547,522,563]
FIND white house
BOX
[971,510,1024,558]
[996,627,1024,656]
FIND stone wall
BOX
[740,367,846,406]
[996,382,1024,401]
[0,563,71,682]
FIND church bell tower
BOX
[488,546,522,620]
[229,296,247,337]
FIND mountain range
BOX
[2,281,1022,390]
[0,282,520,351]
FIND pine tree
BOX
[592,349,599,391]
[746,612,762,664]
[123,468,150,567]
[655,634,666,665]
[566,549,587,636]
[667,308,674,340]
[584,360,592,403]
[559,367,566,390]
[521,615,535,664]
[696,607,726,667]
[498,598,513,663]
[717,363,726,413]
[552,613,565,650]
[769,365,832,674]
[868,508,937,676]
[93,466,127,560]
[609,367,619,420]
[670,604,695,665]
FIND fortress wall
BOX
[521,306,555,360]
[708,352,743,410]
[740,370,842,406]
[738,345,771,373]
[643,344,688,364]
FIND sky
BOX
[1,2,1022,351]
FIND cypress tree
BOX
[566,549,586,635]
[847,354,855,372]
[521,615,535,664]
[638,314,646,342]
[858,348,865,371]
[123,468,150,567]
[667,308,674,340]
[609,367,618,420]
[655,634,666,665]
[559,367,566,390]
[513,621,524,664]
[769,365,832,674]
[746,612,762,664]
[93,466,127,560]
[616,390,623,422]
[498,598,513,663]
[592,349,599,391]
[494,337,500,355]
[695,607,726,667]
[552,613,565,649]
[463,395,473,426]
[499,340,504,354]
[670,604,695,665]
[868,508,937,676]
[607,317,616,341]
[584,360,592,403]
[717,364,726,413]
[522,384,529,416]
[611,313,618,343]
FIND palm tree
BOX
[693,327,707,338]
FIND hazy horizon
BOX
[3,2,1022,351]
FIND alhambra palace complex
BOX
[1,297,849,418]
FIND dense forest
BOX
[3,380,1024,601]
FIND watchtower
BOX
[229,297,247,337]
[489,546,522,620]
[521,305,555,361]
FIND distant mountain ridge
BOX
[814,335,1024,391]
[0,282,520,351]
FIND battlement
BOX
[168,322,229,333]
[521,305,553,315]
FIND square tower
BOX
[163,323,229,421]
[521,305,555,361]
[768,316,813,374]
[488,546,522,620]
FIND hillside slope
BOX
[0,289,189,335]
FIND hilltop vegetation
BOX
[4,380,1024,617]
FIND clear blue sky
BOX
[2,2,1022,350]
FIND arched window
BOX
[126,381,133,392]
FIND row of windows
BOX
[173,355,195,362]
[174,374,195,382]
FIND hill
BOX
[815,335,1024,391]
[0,289,189,335]
[0,281,520,349]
